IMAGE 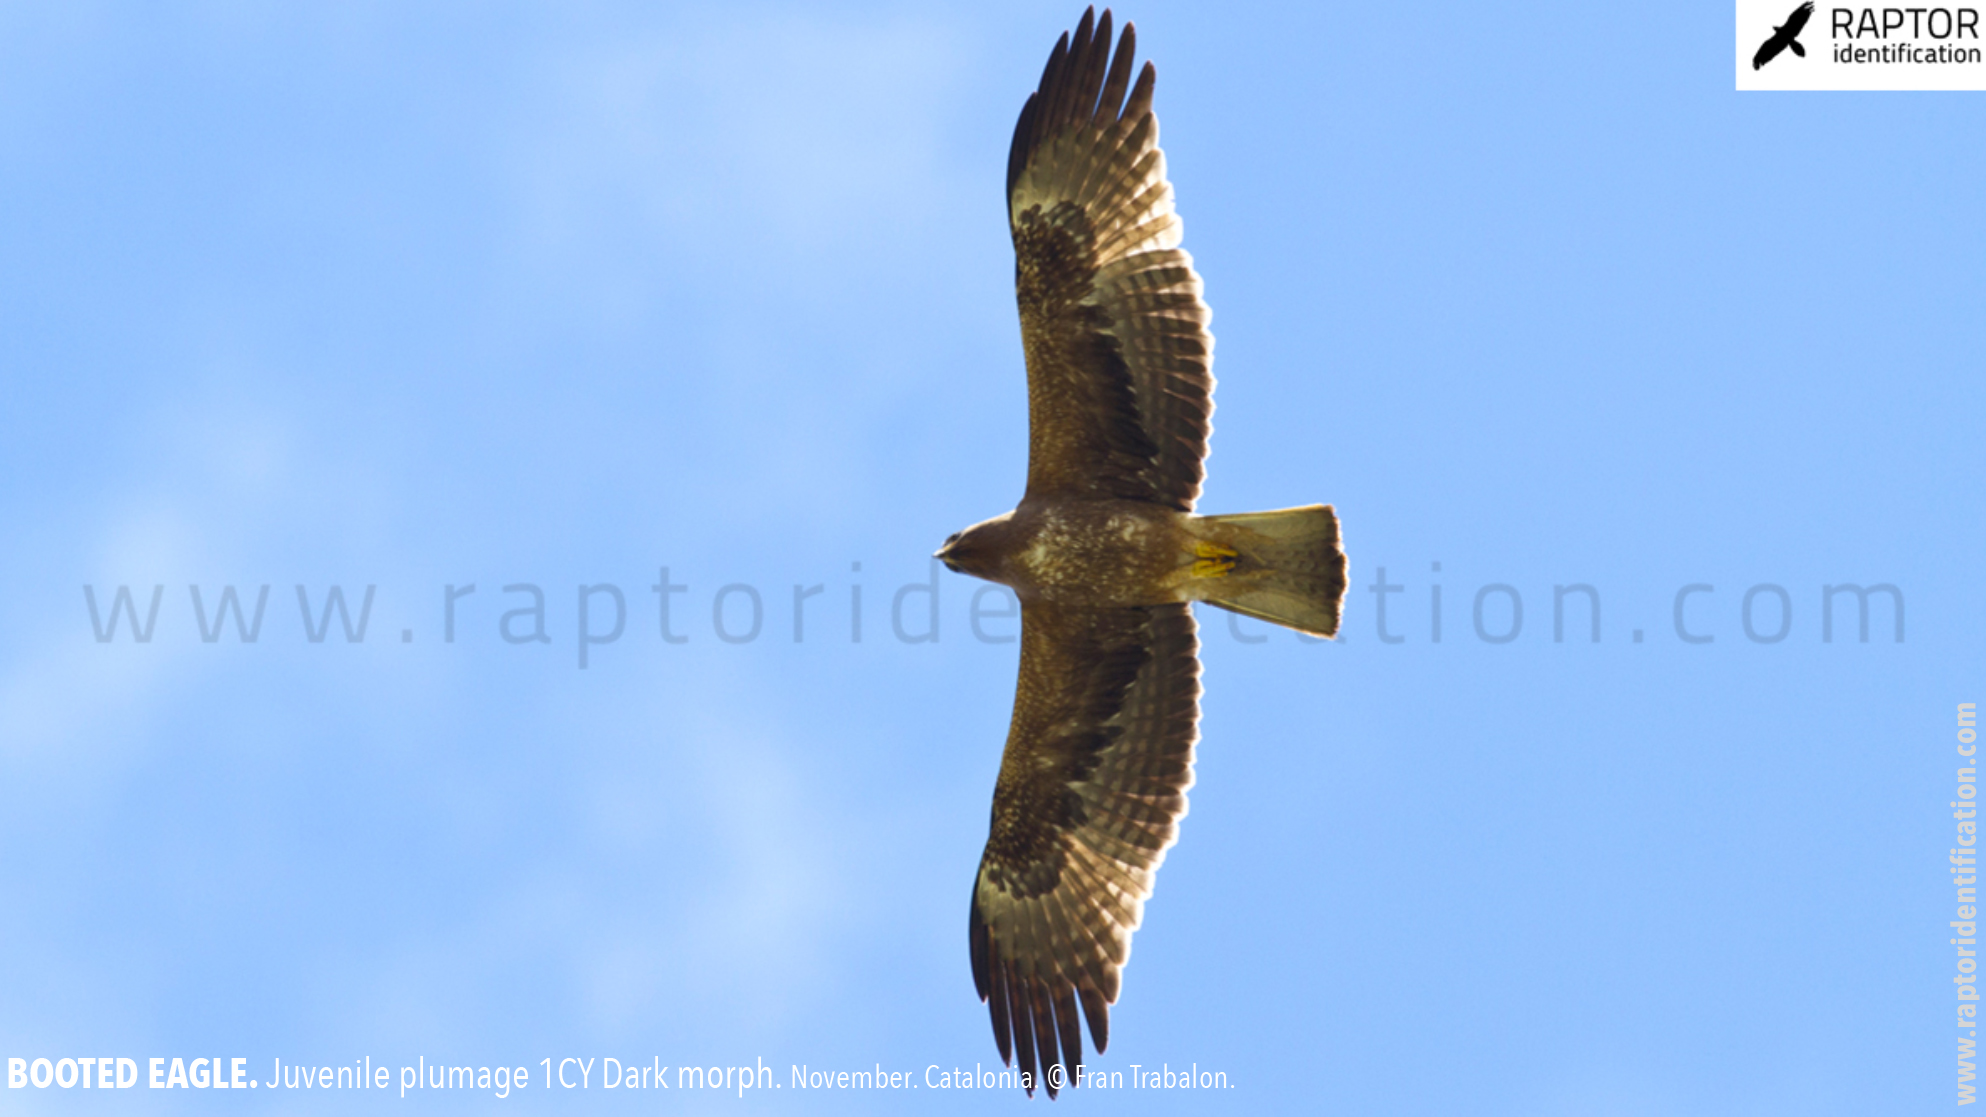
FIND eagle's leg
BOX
[1190,540,1238,578]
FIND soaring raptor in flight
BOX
[936,8,1348,1098]
[1752,2,1814,69]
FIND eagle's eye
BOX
[945,531,962,546]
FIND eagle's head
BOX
[935,512,1014,582]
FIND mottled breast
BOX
[1009,501,1190,607]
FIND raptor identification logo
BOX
[1736,0,1986,88]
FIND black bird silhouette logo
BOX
[1753,2,1815,69]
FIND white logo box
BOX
[1737,1,1986,89]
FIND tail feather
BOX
[1194,504,1347,638]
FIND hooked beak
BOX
[934,530,965,571]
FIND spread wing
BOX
[1752,35,1786,69]
[969,602,1200,1097]
[1784,1,1814,36]
[1009,8,1214,513]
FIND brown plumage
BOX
[936,8,1348,1098]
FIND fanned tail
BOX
[1192,504,1347,638]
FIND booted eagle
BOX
[935,7,1348,1098]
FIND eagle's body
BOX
[937,8,1348,1098]
[947,500,1192,606]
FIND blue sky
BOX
[1,2,1981,1113]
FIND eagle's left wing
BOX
[970,601,1200,1097]
[1008,8,1214,513]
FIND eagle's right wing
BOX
[970,601,1200,1097]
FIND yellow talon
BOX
[1191,540,1238,578]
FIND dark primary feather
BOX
[971,602,1201,1096]
[1008,6,1215,514]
